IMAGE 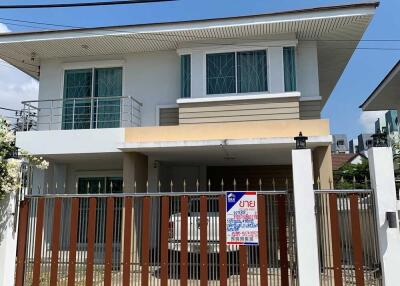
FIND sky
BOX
[0,0,399,139]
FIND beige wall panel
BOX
[180,113,299,124]
[125,119,331,143]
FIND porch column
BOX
[292,149,320,286]
[123,152,148,193]
[312,145,333,188]
[368,147,400,286]
[0,193,17,286]
[122,152,148,267]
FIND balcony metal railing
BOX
[20,96,142,131]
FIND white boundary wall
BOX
[292,149,320,286]
[0,193,17,286]
[368,147,400,286]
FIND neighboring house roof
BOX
[360,60,400,111]
[0,1,378,106]
[332,153,367,171]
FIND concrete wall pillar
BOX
[368,147,400,286]
[0,192,17,286]
[292,149,320,286]
[313,145,333,188]
[123,152,148,193]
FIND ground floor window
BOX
[77,176,123,244]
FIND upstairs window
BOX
[237,50,268,93]
[206,50,268,95]
[62,67,122,130]
[337,140,344,147]
[283,47,296,92]
[180,54,191,98]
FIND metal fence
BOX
[16,190,298,286]
[315,189,382,286]
[20,96,142,131]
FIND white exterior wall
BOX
[35,38,321,129]
[38,50,180,127]
[297,41,320,99]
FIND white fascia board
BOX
[62,60,126,69]
[16,128,125,155]
[177,91,300,104]
[0,5,376,44]
[119,135,332,150]
[299,96,322,101]
[176,39,298,55]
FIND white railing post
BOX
[72,99,76,130]
[0,192,17,286]
[368,147,400,286]
[292,149,320,286]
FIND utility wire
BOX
[0,106,20,112]
[0,0,175,9]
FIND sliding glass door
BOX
[62,69,92,130]
[62,67,122,130]
[94,68,122,128]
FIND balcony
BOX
[20,96,142,131]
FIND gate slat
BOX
[350,194,365,286]
[161,196,169,285]
[67,198,79,286]
[277,195,289,286]
[32,198,45,286]
[200,195,208,286]
[141,197,151,286]
[104,197,114,286]
[329,193,343,286]
[15,199,30,286]
[86,197,97,286]
[258,195,268,286]
[218,195,227,286]
[239,245,248,286]
[180,196,189,286]
[123,197,133,286]
[50,198,62,285]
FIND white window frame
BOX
[180,54,192,99]
[60,60,126,101]
[59,61,126,129]
[203,48,270,97]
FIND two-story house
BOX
[0,2,377,195]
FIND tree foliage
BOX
[333,159,370,189]
[0,118,48,199]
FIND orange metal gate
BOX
[15,191,297,285]
[315,190,382,286]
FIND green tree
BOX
[333,159,370,189]
[0,117,48,199]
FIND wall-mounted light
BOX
[386,212,398,228]
[372,129,388,147]
[294,132,308,149]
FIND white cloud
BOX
[359,111,387,133]
[0,23,10,33]
[0,23,39,120]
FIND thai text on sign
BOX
[226,191,259,245]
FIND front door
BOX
[77,177,123,265]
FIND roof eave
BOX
[360,60,400,110]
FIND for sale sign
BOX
[226,191,259,245]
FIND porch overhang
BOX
[360,60,400,111]
[120,119,331,165]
